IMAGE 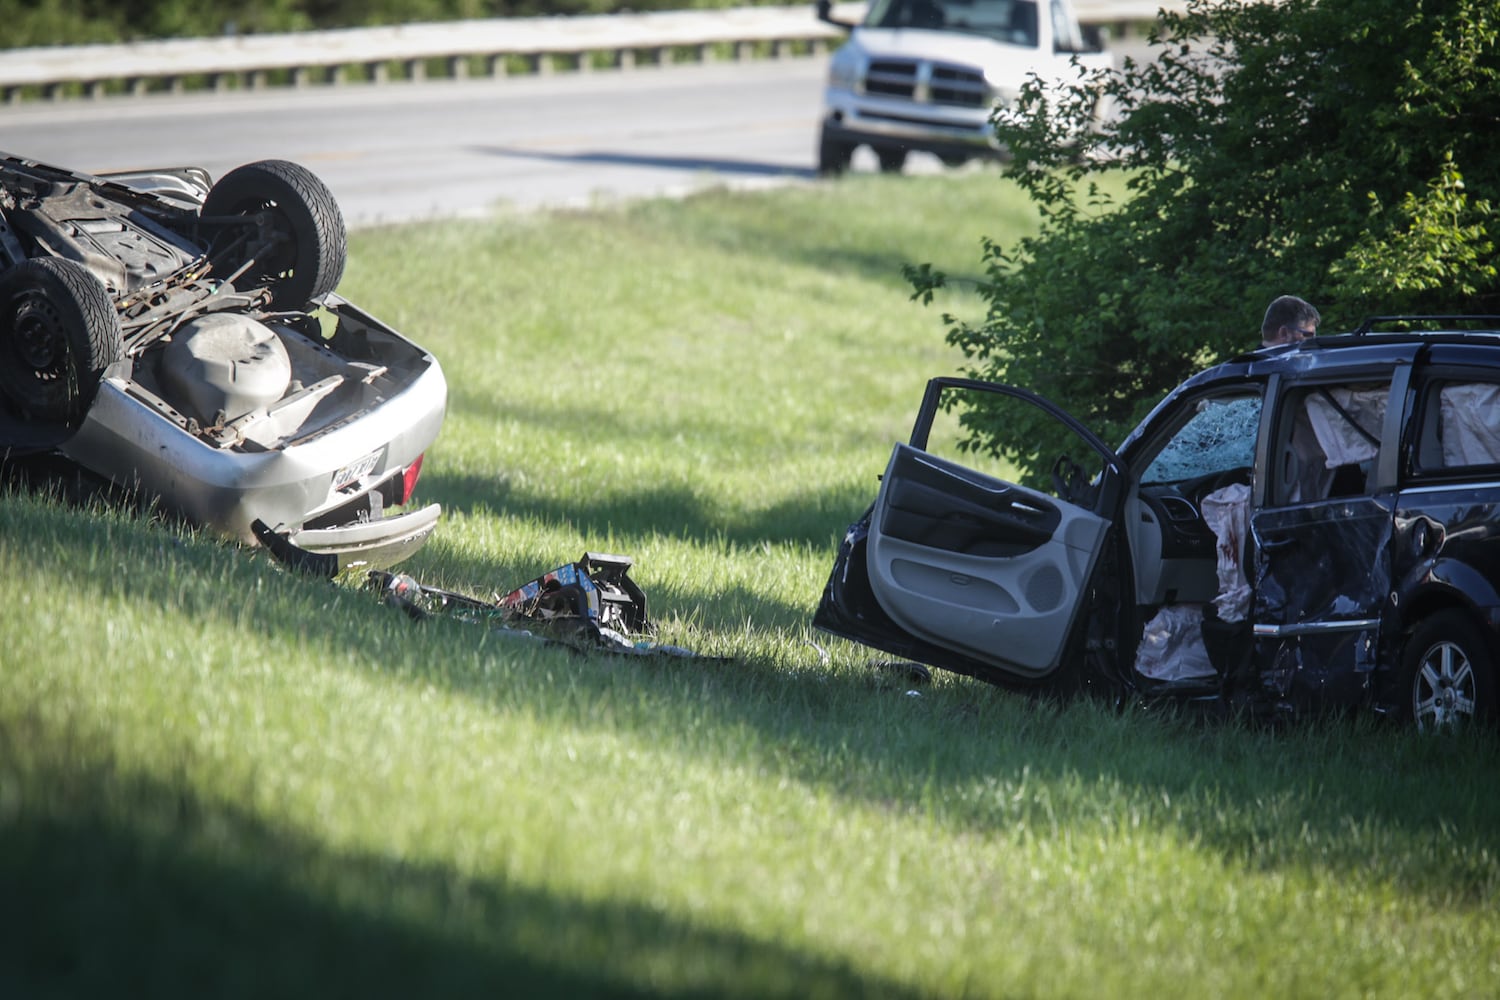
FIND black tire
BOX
[202,159,347,309]
[1398,610,1497,731]
[876,147,908,174]
[0,258,123,427]
[817,129,854,177]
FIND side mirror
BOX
[816,0,856,30]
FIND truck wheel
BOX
[1398,610,1497,731]
[876,147,908,174]
[202,160,347,309]
[0,258,123,427]
[817,129,854,176]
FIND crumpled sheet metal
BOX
[1252,506,1391,699]
[1255,511,1390,631]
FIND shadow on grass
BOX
[0,719,917,1000]
[419,468,864,551]
[409,469,856,630]
[7,490,1500,915]
[0,447,849,633]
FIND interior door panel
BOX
[879,451,1063,556]
[866,444,1110,677]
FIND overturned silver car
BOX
[0,152,446,568]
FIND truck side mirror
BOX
[816,0,856,30]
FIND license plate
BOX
[333,449,382,492]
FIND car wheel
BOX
[876,147,908,174]
[817,129,854,176]
[939,154,970,168]
[0,258,123,427]
[1399,610,1497,731]
[202,160,347,309]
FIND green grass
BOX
[3,172,1499,998]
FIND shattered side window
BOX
[1139,394,1262,487]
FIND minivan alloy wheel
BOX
[1401,610,1496,731]
[1413,639,1477,729]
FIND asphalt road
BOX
[4,57,854,229]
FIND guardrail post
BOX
[447,55,467,79]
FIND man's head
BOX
[1261,295,1320,347]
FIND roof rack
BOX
[1352,315,1500,335]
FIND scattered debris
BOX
[367,552,710,659]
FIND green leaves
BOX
[923,0,1500,476]
[1330,155,1497,312]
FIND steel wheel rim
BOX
[11,293,68,376]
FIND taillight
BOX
[401,454,425,504]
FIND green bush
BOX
[908,0,1500,479]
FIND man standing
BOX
[1260,295,1320,347]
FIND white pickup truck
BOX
[814,0,1110,173]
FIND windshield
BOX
[863,0,1039,46]
[1139,394,1263,487]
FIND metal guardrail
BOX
[0,2,1172,104]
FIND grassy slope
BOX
[2,173,1498,999]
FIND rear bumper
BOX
[291,502,441,569]
[61,355,447,546]
[257,502,443,573]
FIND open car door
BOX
[815,378,1130,687]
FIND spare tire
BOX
[202,160,347,309]
[0,258,124,427]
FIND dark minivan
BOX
[816,319,1500,728]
